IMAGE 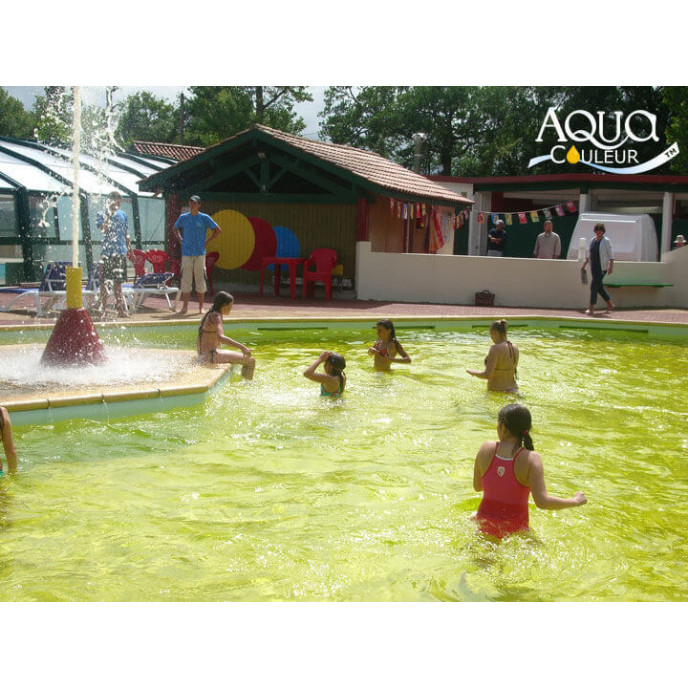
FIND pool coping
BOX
[2,346,233,427]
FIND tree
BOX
[662,86,688,174]
[0,88,36,139]
[115,90,179,147]
[183,86,313,146]
[32,86,73,144]
[319,86,674,176]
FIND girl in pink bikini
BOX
[473,404,587,538]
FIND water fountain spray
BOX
[41,86,106,366]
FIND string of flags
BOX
[389,199,578,231]
[473,201,578,228]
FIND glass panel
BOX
[0,193,18,238]
[29,194,59,240]
[138,197,166,243]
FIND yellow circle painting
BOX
[208,209,255,270]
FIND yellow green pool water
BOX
[1,324,686,601]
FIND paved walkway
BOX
[2,290,688,327]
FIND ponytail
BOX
[498,403,534,451]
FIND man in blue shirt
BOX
[173,194,221,314]
[97,191,132,317]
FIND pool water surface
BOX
[1,325,686,601]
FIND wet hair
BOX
[327,352,346,376]
[107,191,122,202]
[199,291,234,334]
[498,404,534,451]
[211,291,234,311]
[594,223,606,233]
[490,319,508,336]
[377,319,398,342]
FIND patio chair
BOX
[146,249,170,274]
[131,249,147,278]
[205,251,220,295]
[121,272,179,313]
[302,248,338,300]
[0,261,70,316]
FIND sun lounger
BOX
[121,272,179,313]
[0,261,70,316]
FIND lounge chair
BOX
[0,261,70,316]
[121,272,179,313]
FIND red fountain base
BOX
[41,308,106,366]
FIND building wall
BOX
[355,241,688,309]
[368,195,456,255]
[194,200,358,289]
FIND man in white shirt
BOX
[533,220,561,259]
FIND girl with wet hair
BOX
[368,319,411,371]
[0,405,18,476]
[467,319,519,392]
[303,351,346,399]
[197,291,256,379]
[472,403,587,538]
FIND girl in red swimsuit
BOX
[473,404,587,538]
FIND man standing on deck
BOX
[97,191,132,318]
[173,194,221,315]
[533,220,561,259]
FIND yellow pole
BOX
[66,86,83,310]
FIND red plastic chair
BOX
[302,248,338,300]
[169,257,181,288]
[131,249,147,278]
[205,252,220,295]
[146,249,169,274]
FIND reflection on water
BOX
[1,327,687,601]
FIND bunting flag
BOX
[543,208,552,220]
[429,207,445,253]
[555,204,565,216]
[518,212,527,224]
[477,212,486,224]
[566,201,577,213]
[530,211,539,222]
[505,214,513,225]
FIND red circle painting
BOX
[241,217,278,271]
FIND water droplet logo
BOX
[566,145,581,164]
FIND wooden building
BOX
[138,125,473,293]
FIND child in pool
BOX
[303,351,346,398]
[473,403,586,538]
[0,405,18,476]
[197,291,256,379]
[467,319,519,392]
[368,319,411,371]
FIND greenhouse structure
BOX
[0,136,174,284]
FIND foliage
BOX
[0,87,36,139]
[115,90,178,148]
[182,86,313,147]
[662,87,688,174]
[319,86,677,176]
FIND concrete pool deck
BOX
[2,290,688,327]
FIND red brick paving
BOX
[2,290,687,327]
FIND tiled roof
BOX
[249,125,472,205]
[132,141,205,162]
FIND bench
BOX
[605,282,673,288]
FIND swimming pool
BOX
[1,322,686,601]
